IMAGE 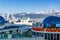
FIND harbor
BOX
[0,0,60,40]
[0,10,60,40]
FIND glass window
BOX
[28,21,32,22]
[52,24,56,28]
[46,24,50,28]
[56,24,60,27]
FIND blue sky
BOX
[0,0,60,13]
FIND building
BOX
[32,16,60,40]
[42,16,60,40]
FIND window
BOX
[28,21,32,22]
[56,24,60,27]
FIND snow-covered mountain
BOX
[13,13,49,19]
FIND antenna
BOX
[51,9,57,16]
[52,9,55,16]
[27,17,30,20]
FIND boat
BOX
[9,17,33,26]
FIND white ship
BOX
[10,17,33,26]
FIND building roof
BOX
[42,16,60,24]
[0,16,7,24]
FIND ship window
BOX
[51,34,53,40]
[28,21,32,22]
[22,21,24,22]
[45,33,47,39]
[16,29,18,33]
[32,32,36,35]
[52,24,56,28]
[45,24,50,28]
[17,20,21,22]
[0,23,4,25]
[57,34,59,40]
[56,24,60,27]
[48,33,51,40]
[40,24,42,26]
[0,32,5,34]
[9,30,12,34]
[43,24,46,28]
